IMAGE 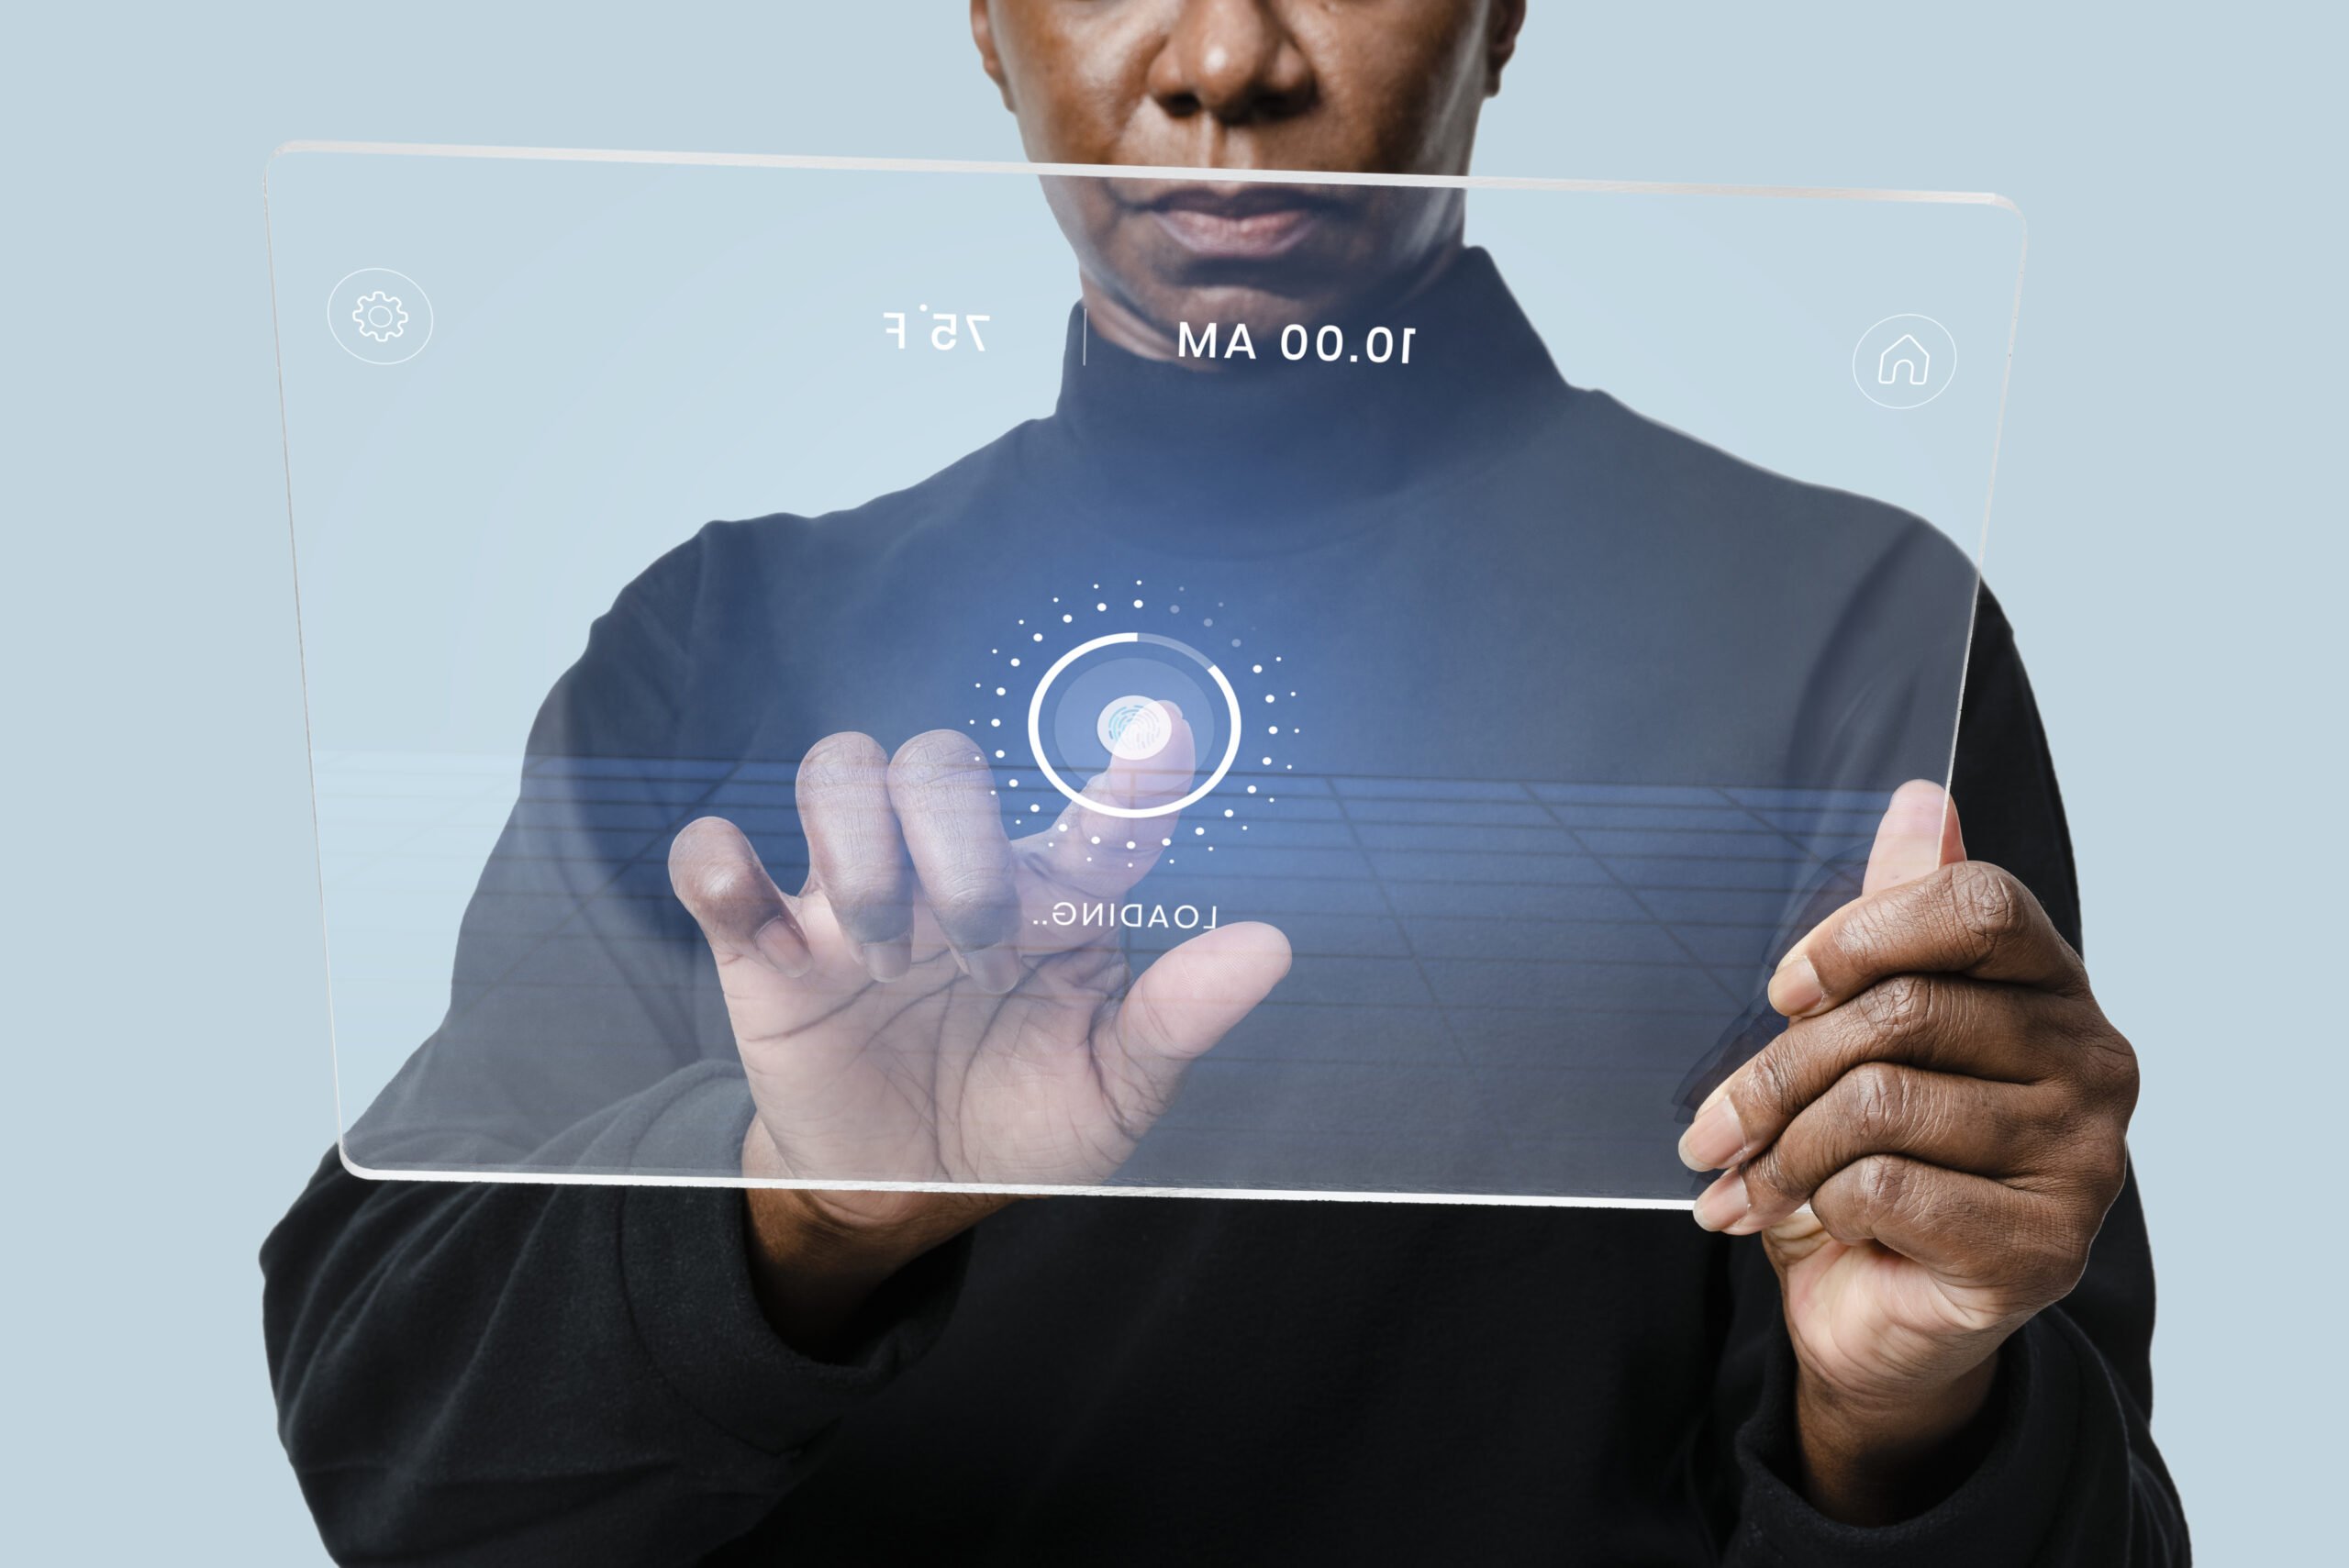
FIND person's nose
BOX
[1147,0,1317,128]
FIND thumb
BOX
[1860,778,1967,896]
[1099,920,1292,1114]
[1762,783,1967,1018]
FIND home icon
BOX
[1852,315,1954,409]
[1877,334,1931,387]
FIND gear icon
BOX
[351,290,409,343]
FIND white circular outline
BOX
[328,267,435,365]
[1849,312,1954,410]
[1027,632,1243,818]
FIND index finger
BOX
[1017,700,1198,899]
[1767,859,2088,1022]
[1678,974,2057,1175]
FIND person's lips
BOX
[1135,185,1332,261]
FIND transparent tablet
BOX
[265,145,2022,1204]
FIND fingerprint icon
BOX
[1097,696,1172,761]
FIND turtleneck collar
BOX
[1042,247,1570,528]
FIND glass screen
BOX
[266,146,2022,1204]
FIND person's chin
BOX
[1118,232,1357,320]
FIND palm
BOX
[1768,1224,2012,1403]
[723,887,1226,1187]
[672,713,1289,1207]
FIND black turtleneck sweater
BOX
[262,251,2187,1564]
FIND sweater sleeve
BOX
[262,1080,973,1566]
[262,525,970,1564]
[1713,587,2189,1564]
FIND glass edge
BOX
[1939,207,2030,823]
[262,155,348,1152]
[335,1151,1698,1210]
[265,139,2020,211]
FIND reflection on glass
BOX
[266,152,2019,1201]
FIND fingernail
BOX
[1769,951,1823,1017]
[1677,1086,1745,1172]
[753,917,812,979]
[864,940,910,984]
[1692,1170,1749,1233]
[966,946,1021,995]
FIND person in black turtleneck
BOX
[262,4,2185,1562]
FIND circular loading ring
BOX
[1025,632,1243,819]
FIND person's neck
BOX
[1076,239,1469,367]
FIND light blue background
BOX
[5,4,2336,1560]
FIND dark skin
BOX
[674,0,2140,1530]
[974,0,1519,359]
[1682,781,2137,1522]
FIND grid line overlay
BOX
[314,753,1887,1197]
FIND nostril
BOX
[1252,88,1312,126]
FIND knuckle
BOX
[1828,895,1898,973]
[1948,861,2026,952]
[1743,1044,1806,1124]
[2048,1003,2140,1112]
[1853,1153,1912,1217]
[2075,1120,2132,1205]
[1742,1143,1791,1207]
[2020,1217,2091,1302]
[2082,1028,2143,1109]
[2036,1084,2095,1152]
[1857,973,1935,1045]
[1842,1060,1909,1146]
